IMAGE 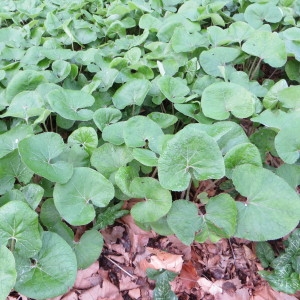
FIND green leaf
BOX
[102,121,126,145]
[227,21,255,44]
[158,127,225,191]
[263,79,288,109]
[232,165,300,241]
[199,47,242,78]
[0,201,42,257]
[0,149,34,195]
[124,116,164,153]
[15,232,77,299]
[93,107,122,131]
[47,88,94,121]
[157,75,190,103]
[255,242,275,268]
[18,132,73,184]
[68,126,98,153]
[91,143,133,178]
[112,79,151,109]
[167,200,202,245]
[130,177,172,223]
[5,70,47,103]
[52,60,71,82]
[201,82,256,120]
[94,68,119,92]
[132,148,158,166]
[0,245,17,300]
[73,230,103,269]
[276,164,300,189]
[0,124,33,159]
[20,183,44,210]
[54,167,114,226]
[242,31,287,68]
[278,86,300,109]
[224,143,262,178]
[148,112,178,129]
[115,166,139,198]
[196,194,237,243]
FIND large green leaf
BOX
[0,245,17,300]
[0,201,42,257]
[112,79,151,109]
[232,165,300,241]
[130,177,172,223]
[158,127,225,191]
[242,31,287,68]
[167,200,202,245]
[47,88,94,121]
[54,167,114,226]
[15,232,77,299]
[18,132,73,184]
[201,82,256,120]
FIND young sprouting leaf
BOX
[167,200,202,245]
[0,150,34,195]
[255,242,275,268]
[0,124,33,159]
[54,167,114,226]
[20,183,44,210]
[276,164,300,190]
[112,79,151,109]
[124,116,164,153]
[242,31,287,68]
[132,148,158,166]
[5,70,47,103]
[0,201,42,257]
[93,107,122,131]
[224,143,262,178]
[73,230,103,269]
[40,199,74,245]
[130,177,172,223]
[201,82,256,120]
[157,75,190,103]
[0,245,17,300]
[47,88,95,121]
[146,268,178,300]
[14,232,77,299]
[68,126,98,153]
[148,112,178,129]
[91,143,133,178]
[158,127,225,191]
[199,47,241,78]
[196,194,237,243]
[232,164,300,241]
[18,132,73,184]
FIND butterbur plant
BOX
[0,0,300,298]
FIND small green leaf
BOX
[54,167,114,226]
[232,165,300,241]
[102,121,126,145]
[0,201,42,257]
[263,79,288,109]
[115,166,139,198]
[167,200,202,245]
[0,245,17,300]
[19,132,73,184]
[148,112,178,129]
[93,107,122,131]
[276,164,300,189]
[112,79,151,109]
[52,60,71,82]
[73,230,103,269]
[158,127,225,191]
[47,88,94,121]
[201,82,256,120]
[130,177,172,223]
[68,127,98,153]
[255,242,275,268]
[20,183,44,210]
[132,148,158,166]
[15,232,77,299]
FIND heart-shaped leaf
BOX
[19,132,73,184]
[93,107,122,131]
[130,177,172,223]
[54,167,114,226]
[68,126,98,153]
[232,165,300,241]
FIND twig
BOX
[104,256,135,278]
[228,238,236,263]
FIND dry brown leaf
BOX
[61,291,78,300]
[74,262,100,289]
[179,261,198,290]
[243,245,256,261]
[197,277,222,295]
[119,274,140,291]
[215,287,250,300]
[128,288,141,299]
[101,226,125,244]
[160,235,192,260]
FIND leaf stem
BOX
[249,57,262,80]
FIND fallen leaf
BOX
[61,291,78,300]
[197,277,222,295]
[74,262,100,289]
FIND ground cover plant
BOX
[0,0,300,298]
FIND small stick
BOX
[104,256,135,278]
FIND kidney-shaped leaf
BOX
[232,165,300,241]
[54,167,114,226]
[167,200,202,245]
[242,31,287,68]
[130,177,172,223]
[68,127,98,153]
[0,245,17,300]
[19,132,73,184]
[201,82,255,120]
[0,201,42,258]
[158,128,225,191]
[47,88,94,121]
[15,231,77,299]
